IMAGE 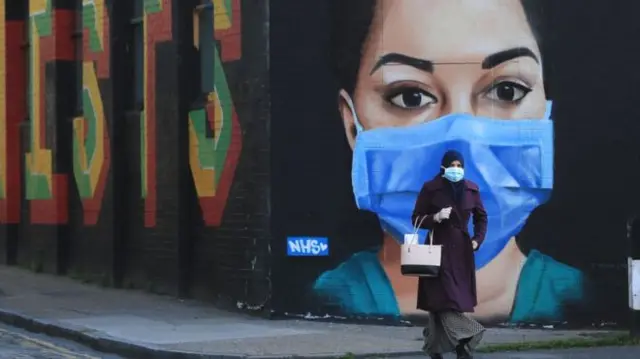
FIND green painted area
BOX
[189,109,214,167]
[189,45,234,185]
[72,134,90,198]
[32,2,53,36]
[74,2,106,199]
[72,90,98,198]
[25,172,52,200]
[82,2,103,52]
[144,0,163,14]
[225,0,232,19]
[25,3,54,200]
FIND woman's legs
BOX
[436,311,484,357]
[423,311,484,357]
[423,313,446,357]
[455,337,473,359]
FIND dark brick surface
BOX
[0,0,271,314]
[179,0,272,308]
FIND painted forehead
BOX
[365,0,540,66]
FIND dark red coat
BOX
[411,176,488,313]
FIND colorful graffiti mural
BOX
[0,0,25,224]
[138,0,172,227]
[308,0,587,324]
[188,0,242,226]
[0,0,268,310]
[73,0,111,225]
[26,0,73,224]
[0,0,634,327]
[0,1,6,212]
[0,1,8,223]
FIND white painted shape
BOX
[62,315,320,345]
[629,258,640,310]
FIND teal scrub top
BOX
[313,249,585,322]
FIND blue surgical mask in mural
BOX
[346,98,554,269]
[443,167,464,183]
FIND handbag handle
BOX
[411,215,435,246]
[412,215,428,234]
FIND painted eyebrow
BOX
[370,47,539,74]
[370,53,433,75]
[481,47,539,69]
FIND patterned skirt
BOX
[422,311,485,356]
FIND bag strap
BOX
[411,215,435,246]
[412,215,428,234]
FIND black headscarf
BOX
[440,150,465,204]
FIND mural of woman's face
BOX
[340,0,547,147]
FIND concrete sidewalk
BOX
[0,266,619,359]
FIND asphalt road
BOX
[405,346,640,358]
[0,321,638,359]
[480,346,640,358]
[0,323,122,359]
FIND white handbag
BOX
[401,215,442,277]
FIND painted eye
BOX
[388,89,436,109]
[485,81,532,103]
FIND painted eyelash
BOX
[487,80,532,93]
[383,86,436,102]
[484,81,532,104]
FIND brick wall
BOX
[0,0,270,312]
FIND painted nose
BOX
[444,93,475,116]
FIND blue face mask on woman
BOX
[443,167,464,182]
[347,98,554,269]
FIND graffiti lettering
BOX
[26,0,73,224]
[72,0,111,225]
[287,237,329,257]
[139,0,172,227]
[0,1,6,217]
[0,2,27,224]
[0,2,25,224]
[188,0,242,226]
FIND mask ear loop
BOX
[344,95,364,134]
[543,100,553,120]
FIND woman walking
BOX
[411,150,488,359]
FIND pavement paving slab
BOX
[0,266,625,358]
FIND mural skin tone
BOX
[313,0,586,324]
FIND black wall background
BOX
[269,0,640,326]
[181,0,272,308]
[270,0,383,316]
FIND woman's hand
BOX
[472,240,479,250]
[433,207,452,223]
